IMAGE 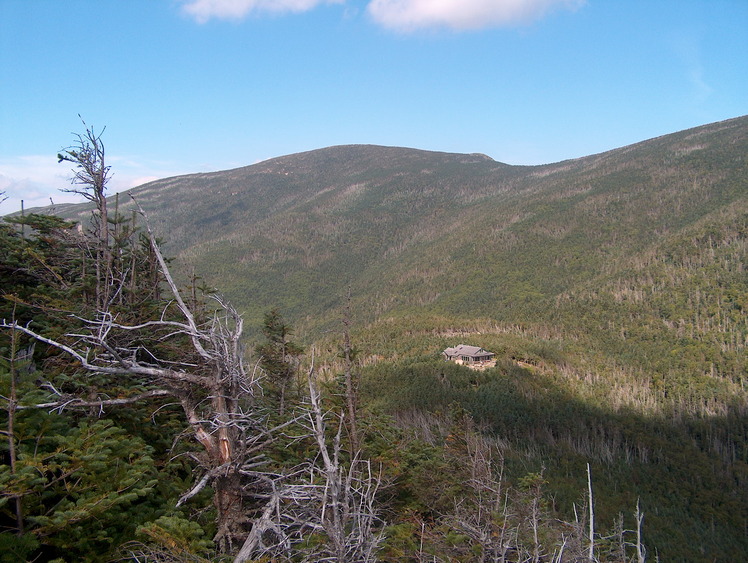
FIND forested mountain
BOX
[3,116,747,561]
[54,116,747,340]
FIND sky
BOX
[1,0,746,215]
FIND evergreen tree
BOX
[0,214,175,561]
[256,308,303,414]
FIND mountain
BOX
[56,116,746,340]
[50,117,746,388]
[42,116,748,560]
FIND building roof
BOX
[443,344,494,357]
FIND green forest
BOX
[1,118,747,561]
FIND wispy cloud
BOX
[0,175,83,216]
[180,0,343,23]
[0,155,73,215]
[669,33,713,108]
[180,0,584,28]
[367,0,586,31]
[0,155,183,217]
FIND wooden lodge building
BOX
[443,344,496,369]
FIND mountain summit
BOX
[55,117,746,340]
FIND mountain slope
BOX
[31,116,748,561]
[55,117,747,346]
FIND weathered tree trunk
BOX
[587,463,595,562]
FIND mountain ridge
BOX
[37,115,747,343]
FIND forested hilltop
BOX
[2,116,746,561]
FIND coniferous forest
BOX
[1,117,747,561]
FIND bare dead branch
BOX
[235,375,384,562]
[0,191,300,555]
[177,461,233,508]
[130,195,212,361]
[5,389,172,413]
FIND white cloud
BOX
[0,155,73,215]
[0,175,83,216]
[179,0,584,28]
[0,155,183,217]
[367,0,586,31]
[180,0,343,23]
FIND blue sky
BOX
[1,0,746,215]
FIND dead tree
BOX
[234,375,385,562]
[443,432,517,562]
[58,118,113,309]
[2,306,31,537]
[1,202,276,553]
[587,463,595,562]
